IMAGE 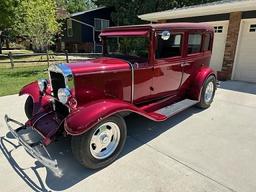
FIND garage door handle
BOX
[181,62,190,67]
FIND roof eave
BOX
[138,0,256,22]
[70,6,107,17]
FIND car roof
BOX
[102,23,214,32]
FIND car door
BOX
[133,62,153,104]
[181,32,205,85]
[151,31,184,98]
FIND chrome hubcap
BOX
[204,81,214,103]
[90,122,120,159]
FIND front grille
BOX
[49,71,66,97]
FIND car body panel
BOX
[67,57,132,106]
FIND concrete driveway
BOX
[0,81,256,192]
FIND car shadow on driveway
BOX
[0,107,202,192]
[219,80,256,95]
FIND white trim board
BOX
[138,0,256,22]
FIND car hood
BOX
[66,57,130,76]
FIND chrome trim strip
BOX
[48,64,72,78]
[48,64,74,90]
[127,62,134,103]
[75,69,130,76]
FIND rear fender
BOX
[64,99,166,136]
[188,67,216,100]
[19,81,52,114]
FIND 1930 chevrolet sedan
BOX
[5,23,216,174]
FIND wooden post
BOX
[8,52,14,69]
[65,50,69,63]
[46,50,50,67]
[0,33,2,54]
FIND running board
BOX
[154,99,198,118]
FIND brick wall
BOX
[219,12,242,80]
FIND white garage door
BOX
[233,19,256,83]
[205,21,229,72]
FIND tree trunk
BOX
[6,38,9,49]
[0,35,2,54]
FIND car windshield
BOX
[104,36,149,62]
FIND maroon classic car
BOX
[5,23,216,175]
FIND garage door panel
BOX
[239,51,255,56]
[234,20,256,83]
[206,21,229,72]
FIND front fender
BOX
[19,81,51,114]
[19,81,40,100]
[64,99,166,136]
[188,67,216,100]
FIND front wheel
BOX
[24,96,33,119]
[71,115,127,169]
[197,75,216,109]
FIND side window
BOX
[188,34,202,54]
[156,34,182,59]
[94,18,110,31]
[203,33,211,51]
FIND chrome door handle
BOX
[181,62,190,67]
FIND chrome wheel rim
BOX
[204,81,214,103]
[90,122,120,159]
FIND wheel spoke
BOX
[105,128,113,137]
[91,135,99,144]
[93,144,103,154]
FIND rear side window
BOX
[156,34,182,59]
[188,34,202,54]
[203,33,211,51]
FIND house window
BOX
[249,24,256,32]
[188,34,202,54]
[94,18,110,31]
[156,34,182,59]
[214,26,223,33]
[203,33,211,51]
[95,44,103,53]
[67,19,73,37]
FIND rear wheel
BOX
[24,96,33,119]
[197,75,216,109]
[71,115,127,169]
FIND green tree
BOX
[92,0,222,25]
[0,0,16,30]
[15,0,60,52]
[56,0,96,14]
[0,0,17,53]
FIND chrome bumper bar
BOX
[4,115,62,176]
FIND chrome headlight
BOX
[57,88,71,104]
[38,78,47,92]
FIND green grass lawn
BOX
[0,65,48,96]
[0,55,66,62]
[2,49,34,54]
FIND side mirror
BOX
[160,30,170,40]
